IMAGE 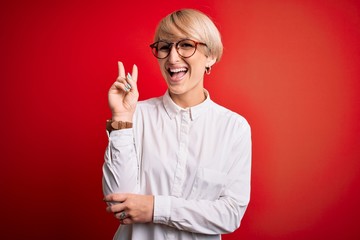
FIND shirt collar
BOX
[162,89,212,120]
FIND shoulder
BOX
[207,101,251,142]
[209,101,250,130]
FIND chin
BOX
[168,83,190,95]
[168,87,183,95]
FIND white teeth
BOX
[169,68,187,73]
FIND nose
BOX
[167,44,181,62]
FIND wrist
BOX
[112,112,133,122]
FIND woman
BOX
[103,8,252,240]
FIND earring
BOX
[205,66,212,75]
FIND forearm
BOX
[153,195,247,234]
[102,129,139,196]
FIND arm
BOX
[103,62,154,224]
[102,61,139,196]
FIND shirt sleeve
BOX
[153,121,252,234]
[102,128,139,196]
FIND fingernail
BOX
[124,83,131,92]
[127,73,132,80]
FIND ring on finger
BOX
[119,211,127,220]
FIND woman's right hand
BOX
[108,61,139,122]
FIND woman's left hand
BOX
[104,193,154,224]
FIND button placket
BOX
[171,110,190,197]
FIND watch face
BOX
[111,121,119,129]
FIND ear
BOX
[206,55,216,68]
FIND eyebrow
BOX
[158,37,191,43]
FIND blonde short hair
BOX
[154,9,223,62]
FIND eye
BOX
[178,40,195,49]
[157,42,171,52]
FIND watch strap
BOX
[106,120,133,132]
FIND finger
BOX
[114,78,131,92]
[121,218,133,225]
[131,64,138,83]
[118,61,125,79]
[104,193,127,203]
[116,76,128,84]
[126,65,138,92]
[106,202,125,213]
[114,211,128,219]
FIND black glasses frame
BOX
[149,39,207,59]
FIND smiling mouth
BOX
[168,67,188,79]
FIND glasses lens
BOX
[177,39,197,58]
[151,41,171,59]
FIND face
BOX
[156,27,216,104]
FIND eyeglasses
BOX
[150,39,207,59]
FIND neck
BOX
[169,88,206,108]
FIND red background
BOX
[1,0,359,239]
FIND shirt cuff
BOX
[153,195,171,224]
[108,128,133,147]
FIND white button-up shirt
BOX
[103,90,251,240]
